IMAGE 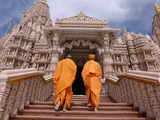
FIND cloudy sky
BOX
[0,0,158,38]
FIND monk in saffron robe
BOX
[82,54,102,111]
[53,55,77,111]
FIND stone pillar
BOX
[102,34,114,96]
[103,34,114,77]
[103,49,113,78]
[50,33,60,73]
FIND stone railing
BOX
[105,70,160,120]
[0,68,53,120]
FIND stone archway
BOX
[44,11,120,95]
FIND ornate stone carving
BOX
[56,11,107,25]
[26,42,32,50]
[63,39,100,50]
[0,1,160,77]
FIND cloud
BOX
[48,0,154,21]
[48,0,156,36]
[48,0,129,22]
[0,0,157,38]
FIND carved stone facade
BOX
[1,3,160,120]
[122,32,160,72]
[0,1,160,77]
[45,11,120,78]
[109,31,160,76]
[0,2,53,74]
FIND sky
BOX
[0,0,158,38]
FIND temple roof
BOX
[55,11,107,28]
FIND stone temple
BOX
[1,1,160,120]
[1,1,160,76]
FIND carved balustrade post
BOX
[24,79,34,107]
[137,83,147,113]
[0,77,11,120]
[146,84,159,119]
[3,83,19,120]
[154,85,160,120]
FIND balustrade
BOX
[0,68,53,120]
[104,70,160,120]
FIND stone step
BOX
[50,95,87,98]
[11,96,148,120]
[48,96,113,103]
[21,110,142,117]
[49,98,112,102]
[49,96,109,100]
[72,103,131,107]
[32,101,130,107]
[71,99,112,102]
[26,105,134,111]
[13,115,147,120]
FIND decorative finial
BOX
[78,11,85,16]
[42,0,47,4]
[12,26,16,32]
[123,27,127,33]
[154,4,160,14]
[10,18,14,23]
[6,18,14,33]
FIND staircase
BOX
[11,96,148,120]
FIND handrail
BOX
[0,68,52,84]
[107,70,160,86]
[1,68,35,74]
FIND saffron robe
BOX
[53,58,77,109]
[82,60,102,108]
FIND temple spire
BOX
[12,26,16,32]
[41,0,47,4]
[78,11,85,16]
[6,18,14,33]
[154,4,160,14]
[123,27,127,33]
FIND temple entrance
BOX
[70,48,90,95]
[72,58,86,95]
[45,11,120,96]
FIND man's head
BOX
[88,54,95,60]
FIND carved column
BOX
[103,34,114,77]
[103,49,113,77]
[50,32,60,73]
